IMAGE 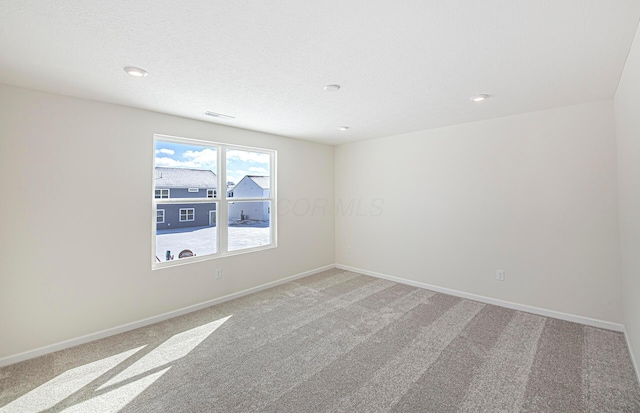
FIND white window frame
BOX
[155,189,169,199]
[188,188,199,193]
[207,189,216,198]
[179,208,195,222]
[157,209,165,224]
[152,134,277,270]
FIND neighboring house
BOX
[228,175,270,222]
[155,167,217,230]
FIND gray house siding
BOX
[156,187,216,199]
[155,167,218,230]
[157,203,216,230]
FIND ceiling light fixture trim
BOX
[324,84,341,92]
[123,66,148,77]
[470,94,489,102]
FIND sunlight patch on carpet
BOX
[61,367,171,413]
[0,346,146,413]
[97,315,231,390]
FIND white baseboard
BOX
[2,263,628,368]
[335,264,624,332]
[0,264,335,368]
[623,326,640,383]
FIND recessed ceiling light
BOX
[338,126,349,131]
[204,111,235,120]
[123,66,148,77]
[324,84,341,92]
[470,94,489,102]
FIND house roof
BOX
[247,176,270,190]
[155,167,217,189]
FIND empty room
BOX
[1,1,640,412]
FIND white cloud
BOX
[228,169,249,184]
[183,148,217,166]
[248,167,268,175]
[227,150,269,164]
[155,148,217,171]
[155,157,184,167]
[155,148,175,155]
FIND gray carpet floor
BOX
[1,268,640,412]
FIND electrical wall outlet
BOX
[215,269,222,279]
[496,269,505,281]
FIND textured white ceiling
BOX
[1,1,639,145]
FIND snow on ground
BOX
[155,225,270,261]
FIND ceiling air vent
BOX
[204,111,235,120]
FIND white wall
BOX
[335,100,622,323]
[0,84,335,359]
[0,79,631,362]
[615,23,640,374]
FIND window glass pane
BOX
[155,203,217,261]
[226,149,270,199]
[155,141,217,199]
[154,189,169,199]
[179,208,195,222]
[228,201,271,251]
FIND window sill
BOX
[152,243,277,271]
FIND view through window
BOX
[226,149,272,251]
[153,136,275,266]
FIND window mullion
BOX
[219,146,228,253]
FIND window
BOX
[153,135,276,268]
[179,208,195,222]
[155,189,169,199]
[226,148,272,251]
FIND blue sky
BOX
[155,141,269,185]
